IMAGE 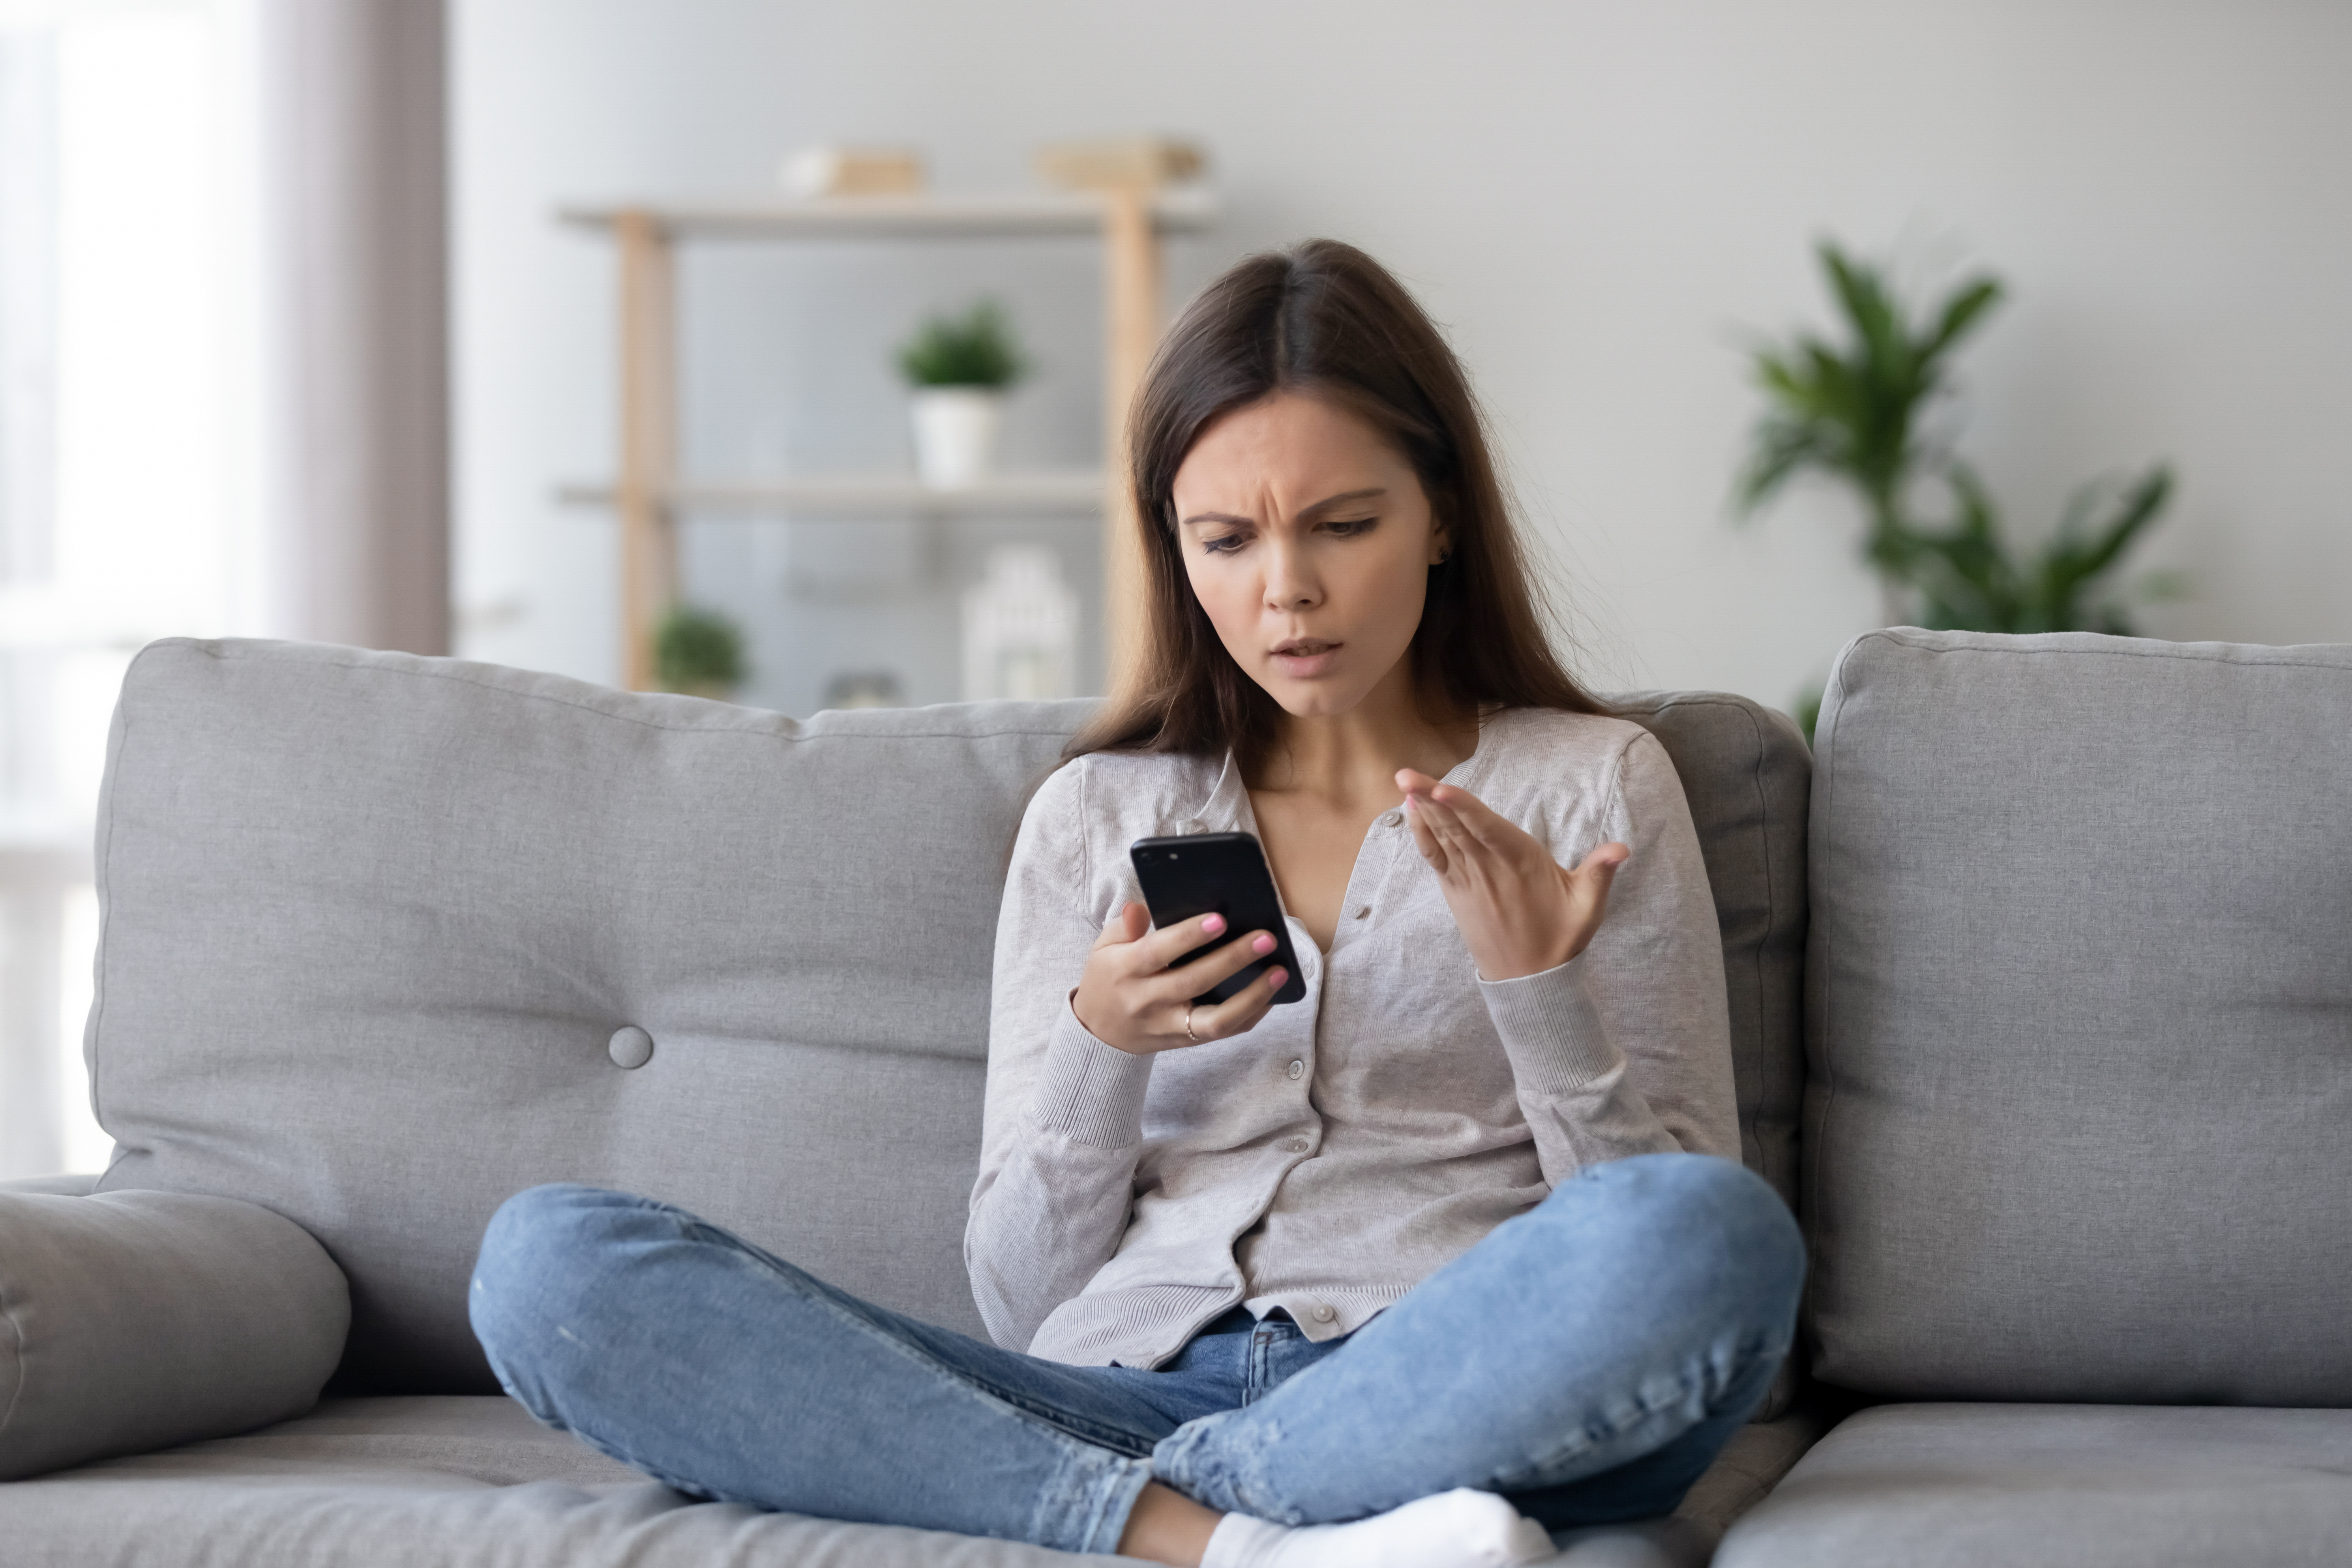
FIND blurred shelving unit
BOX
[552,471,1106,517]
[557,187,1216,691]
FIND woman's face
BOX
[1169,390,1447,720]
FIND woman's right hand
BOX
[1071,903,1289,1054]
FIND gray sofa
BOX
[0,629,2343,1566]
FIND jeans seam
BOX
[1050,1450,1157,1556]
[1491,1328,1787,1493]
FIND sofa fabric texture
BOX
[0,1190,349,1480]
[87,640,1092,1392]
[1611,695,1808,1213]
[0,1174,98,1197]
[0,1396,1102,1568]
[1714,1403,2352,1568]
[1803,630,2352,1403]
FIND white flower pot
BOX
[910,387,1004,488]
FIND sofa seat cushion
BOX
[1715,1403,2352,1568]
[0,1395,1821,1566]
[0,1396,1110,1566]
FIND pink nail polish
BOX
[1265,967,1287,987]
[1202,913,1226,935]
[1252,933,1276,955]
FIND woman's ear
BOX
[1428,524,1452,566]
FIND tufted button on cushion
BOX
[607,1027,654,1070]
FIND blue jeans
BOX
[469,1152,1803,1556]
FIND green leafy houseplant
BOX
[1739,242,2181,731]
[654,604,746,698]
[896,300,1027,388]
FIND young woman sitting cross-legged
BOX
[468,238,1804,1568]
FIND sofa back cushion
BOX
[93,641,1085,1390]
[90,641,1807,1393]
[1615,694,1810,1212]
[1803,629,2352,1403]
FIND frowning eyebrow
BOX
[1179,488,1388,529]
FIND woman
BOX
[470,240,1804,1568]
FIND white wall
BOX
[452,0,2352,714]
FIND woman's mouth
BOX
[1269,639,1342,676]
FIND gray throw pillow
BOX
[0,1190,349,1480]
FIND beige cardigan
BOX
[965,708,1738,1369]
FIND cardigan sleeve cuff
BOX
[1477,957,1623,1101]
[1025,1000,1156,1148]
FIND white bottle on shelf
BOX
[961,544,1076,701]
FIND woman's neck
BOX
[1249,661,1478,808]
[1244,661,1478,952]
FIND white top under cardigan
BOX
[964,707,1739,1369]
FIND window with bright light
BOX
[0,0,262,1179]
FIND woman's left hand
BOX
[1397,768,1629,981]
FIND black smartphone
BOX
[1129,833,1309,1006]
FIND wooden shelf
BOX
[568,185,1204,689]
[558,471,1106,516]
[558,188,1216,242]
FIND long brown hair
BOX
[1069,238,1603,770]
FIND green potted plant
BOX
[653,603,746,699]
[1738,241,2182,734]
[897,299,1027,487]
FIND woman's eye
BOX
[1324,517,1377,537]
[1200,535,1246,555]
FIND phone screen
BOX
[1129,833,1310,1006]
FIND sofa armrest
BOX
[0,1189,350,1480]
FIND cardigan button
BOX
[1286,1137,1310,1154]
[1379,810,1403,828]
[1287,1060,1304,1080]
[608,1027,654,1069]
[1311,1304,1337,1324]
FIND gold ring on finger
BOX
[1183,1003,1200,1043]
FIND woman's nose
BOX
[1261,543,1320,608]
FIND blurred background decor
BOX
[1,0,449,1181]
[899,299,1027,487]
[653,602,746,697]
[552,132,1209,703]
[779,143,925,200]
[1739,241,2182,734]
[2,0,2348,1178]
[821,669,903,709]
[961,542,1078,701]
